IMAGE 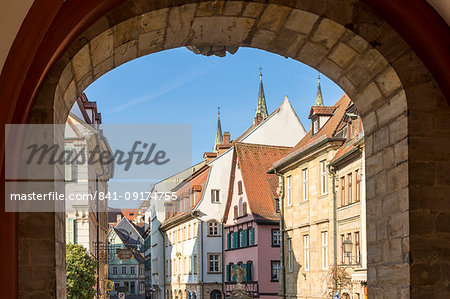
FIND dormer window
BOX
[348,121,353,139]
[313,118,319,135]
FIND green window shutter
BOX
[242,263,248,281]
[227,233,231,250]
[243,229,248,247]
[232,264,237,281]
[234,232,239,248]
[247,262,253,281]
[249,227,255,245]
[226,264,230,281]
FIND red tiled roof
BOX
[234,143,292,222]
[269,94,352,172]
[121,209,140,222]
[308,106,336,118]
[289,94,351,154]
[162,165,210,226]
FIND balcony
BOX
[225,281,259,298]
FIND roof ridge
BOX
[235,142,293,149]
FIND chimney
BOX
[223,132,231,144]
[117,214,122,222]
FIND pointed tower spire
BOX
[254,67,269,123]
[315,72,324,106]
[214,107,223,152]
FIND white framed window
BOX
[356,170,361,202]
[320,160,327,195]
[271,261,281,281]
[130,266,136,275]
[304,235,310,271]
[174,258,177,275]
[208,253,221,273]
[211,189,220,203]
[340,177,345,206]
[286,176,292,206]
[302,168,308,201]
[313,118,319,134]
[208,221,220,236]
[322,231,328,270]
[112,266,118,275]
[121,266,127,274]
[348,173,353,204]
[288,238,293,272]
[355,231,361,264]
[193,254,198,274]
[272,229,280,246]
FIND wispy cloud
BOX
[109,69,209,113]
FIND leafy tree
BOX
[66,243,98,299]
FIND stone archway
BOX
[5,0,450,298]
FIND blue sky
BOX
[85,47,344,163]
[84,47,344,208]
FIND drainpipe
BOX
[328,164,338,292]
[190,211,204,299]
[158,224,166,299]
[221,224,225,297]
[273,169,286,299]
[201,221,204,299]
[95,134,106,299]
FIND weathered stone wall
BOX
[27,1,450,298]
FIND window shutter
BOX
[227,233,231,250]
[242,229,248,247]
[242,263,247,281]
[249,227,255,245]
[247,262,253,281]
[231,264,237,281]
[226,264,231,281]
[233,231,238,248]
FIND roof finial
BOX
[315,72,324,106]
[255,67,268,123]
[214,106,223,152]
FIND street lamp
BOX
[342,239,353,265]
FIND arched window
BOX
[234,205,238,219]
[242,202,247,216]
[210,290,222,299]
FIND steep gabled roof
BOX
[232,143,291,222]
[290,94,350,154]
[269,94,351,172]
[308,106,336,118]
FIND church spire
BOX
[214,107,223,152]
[315,72,324,106]
[254,67,268,123]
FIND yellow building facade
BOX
[269,95,367,299]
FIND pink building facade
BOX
[223,143,290,298]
